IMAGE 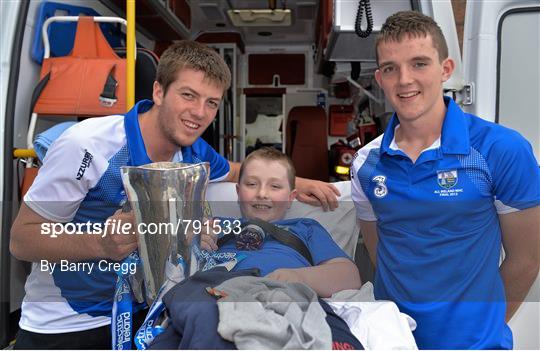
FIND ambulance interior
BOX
[1,0,539,348]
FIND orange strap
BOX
[20,167,39,198]
[71,16,118,59]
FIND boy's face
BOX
[374,34,454,124]
[153,68,223,147]
[236,159,297,222]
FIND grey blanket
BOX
[215,276,332,350]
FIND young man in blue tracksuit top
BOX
[350,11,540,349]
[10,41,340,349]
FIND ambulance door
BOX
[462,1,540,349]
[1,1,25,348]
[462,1,539,160]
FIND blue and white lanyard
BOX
[133,256,186,350]
[112,252,140,350]
[192,243,239,271]
[133,288,167,350]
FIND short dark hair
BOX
[156,40,231,94]
[375,10,449,64]
[239,147,296,189]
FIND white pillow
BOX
[205,181,359,258]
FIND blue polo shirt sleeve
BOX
[191,138,230,182]
[350,145,378,221]
[487,128,540,213]
[299,219,351,263]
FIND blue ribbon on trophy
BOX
[112,251,140,350]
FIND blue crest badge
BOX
[437,170,458,189]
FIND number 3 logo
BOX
[372,175,388,198]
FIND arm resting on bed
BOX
[266,257,361,298]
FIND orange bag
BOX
[34,17,126,116]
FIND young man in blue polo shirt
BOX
[351,11,540,349]
[10,41,340,349]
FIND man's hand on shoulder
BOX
[295,178,341,211]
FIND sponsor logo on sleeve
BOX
[76,149,93,180]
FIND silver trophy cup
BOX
[121,162,210,305]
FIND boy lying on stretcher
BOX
[199,146,361,297]
[148,147,362,349]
